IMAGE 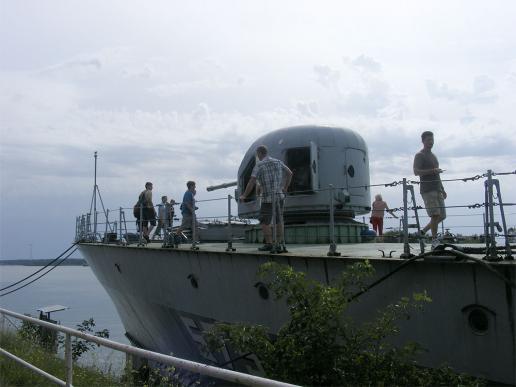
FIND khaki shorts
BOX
[259,201,284,225]
[421,191,446,218]
[180,214,196,229]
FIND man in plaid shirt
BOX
[240,145,293,251]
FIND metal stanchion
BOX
[191,207,199,250]
[119,207,123,242]
[104,209,109,238]
[65,333,73,387]
[270,191,279,253]
[86,213,91,234]
[327,185,340,256]
[492,179,513,259]
[400,178,413,258]
[484,170,498,260]
[226,195,236,252]
[138,205,145,246]
[278,193,287,253]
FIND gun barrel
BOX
[206,181,238,192]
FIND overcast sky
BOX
[1,0,515,260]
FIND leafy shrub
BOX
[205,261,483,386]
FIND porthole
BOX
[187,274,199,289]
[468,308,489,334]
[347,165,355,177]
[254,282,269,300]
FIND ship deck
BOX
[117,240,514,264]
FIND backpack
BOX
[133,192,145,218]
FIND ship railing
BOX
[0,307,297,387]
[75,169,515,260]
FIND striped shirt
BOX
[252,156,289,203]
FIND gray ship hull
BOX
[79,242,516,384]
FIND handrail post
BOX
[492,179,513,259]
[485,170,498,260]
[138,204,145,246]
[86,213,91,234]
[327,185,340,256]
[95,211,99,241]
[226,195,236,251]
[191,206,199,250]
[0,311,5,334]
[104,209,109,238]
[400,178,412,258]
[271,191,278,253]
[119,207,123,242]
[65,333,73,387]
[407,184,424,254]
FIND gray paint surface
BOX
[236,125,371,221]
[81,242,516,384]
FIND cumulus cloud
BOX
[426,75,498,104]
[459,110,475,125]
[508,72,516,86]
[313,65,340,89]
[350,55,382,73]
[313,55,406,118]
[295,101,318,117]
[148,79,233,97]
[38,57,102,77]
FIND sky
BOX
[0,0,515,260]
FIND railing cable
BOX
[0,243,78,292]
[0,247,77,297]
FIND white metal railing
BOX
[0,307,297,387]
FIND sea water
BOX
[0,265,128,375]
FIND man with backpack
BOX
[134,182,156,243]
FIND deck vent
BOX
[254,282,269,300]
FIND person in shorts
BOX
[239,145,293,251]
[138,182,156,242]
[413,131,447,250]
[177,181,199,242]
[154,195,169,239]
[370,194,397,238]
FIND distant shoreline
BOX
[0,259,88,266]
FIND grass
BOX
[0,329,127,386]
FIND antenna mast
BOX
[93,151,98,235]
[88,151,112,239]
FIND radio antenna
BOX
[88,151,111,237]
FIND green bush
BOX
[205,261,484,386]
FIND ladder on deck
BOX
[401,179,425,258]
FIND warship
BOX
[76,126,515,384]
